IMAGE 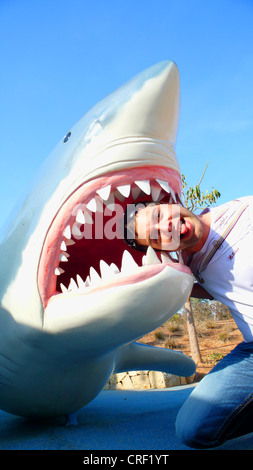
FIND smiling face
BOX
[135,203,205,253]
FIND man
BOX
[124,196,253,448]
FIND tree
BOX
[181,162,221,211]
[180,163,221,363]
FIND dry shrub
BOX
[167,324,184,335]
[218,324,234,342]
[154,330,166,341]
[165,337,183,349]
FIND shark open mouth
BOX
[38,166,191,308]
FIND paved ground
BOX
[0,385,252,451]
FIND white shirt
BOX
[183,197,253,342]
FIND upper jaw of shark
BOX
[37,165,191,309]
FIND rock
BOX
[104,370,195,390]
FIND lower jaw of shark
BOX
[38,166,190,309]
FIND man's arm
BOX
[191,282,214,300]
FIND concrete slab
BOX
[0,385,252,451]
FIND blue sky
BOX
[0,0,252,226]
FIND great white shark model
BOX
[0,60,195,418]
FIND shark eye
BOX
[63,131,71,143]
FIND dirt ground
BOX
[139,317,243,381]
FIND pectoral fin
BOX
[115,342,196,377]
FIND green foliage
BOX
[186,298,231,321]
[181,163,221,212]
[206,352,225,364]
[211,300,232,320]
[169,313,181,322]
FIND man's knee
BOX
[175,404,220,449]
[175,409,203,448]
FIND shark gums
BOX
[0,60,195,418]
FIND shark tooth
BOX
[131,185,142,200]
[121,250,139,274]
[76,209,86,224]
[156,179,171,195]
[114,190,126,202]
[141,255,147,266]
[110,263,120,274]
[60,240,67,251]
[63,225,72,239]
[60,283,68,293]
[161,251,174,263]
[83,210,93,224]
[116,184,131,198]
[151,184,162,201]
[170,188,177,203]
[145,246,161,265]
[76,274,86,289]
[85,275,91,287]
[72,223,82,238]
[95,196,104,213]
[96,185,111,201]
[99,260,111,279]
[135,180,151,195]
[86,198,97,213]
[59,253,69,262]
[104,194,115,212]
[65,238,76,246]
[68,278,78,291]
[99,260,117,280]
[90,267,101,285]
[55,267,65,275]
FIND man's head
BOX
[124,202,205,254]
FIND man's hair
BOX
[123,201,159,252]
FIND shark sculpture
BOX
[0,60,195,418]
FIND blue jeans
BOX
[176,341,253,448]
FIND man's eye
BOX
[153,207,160,221]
